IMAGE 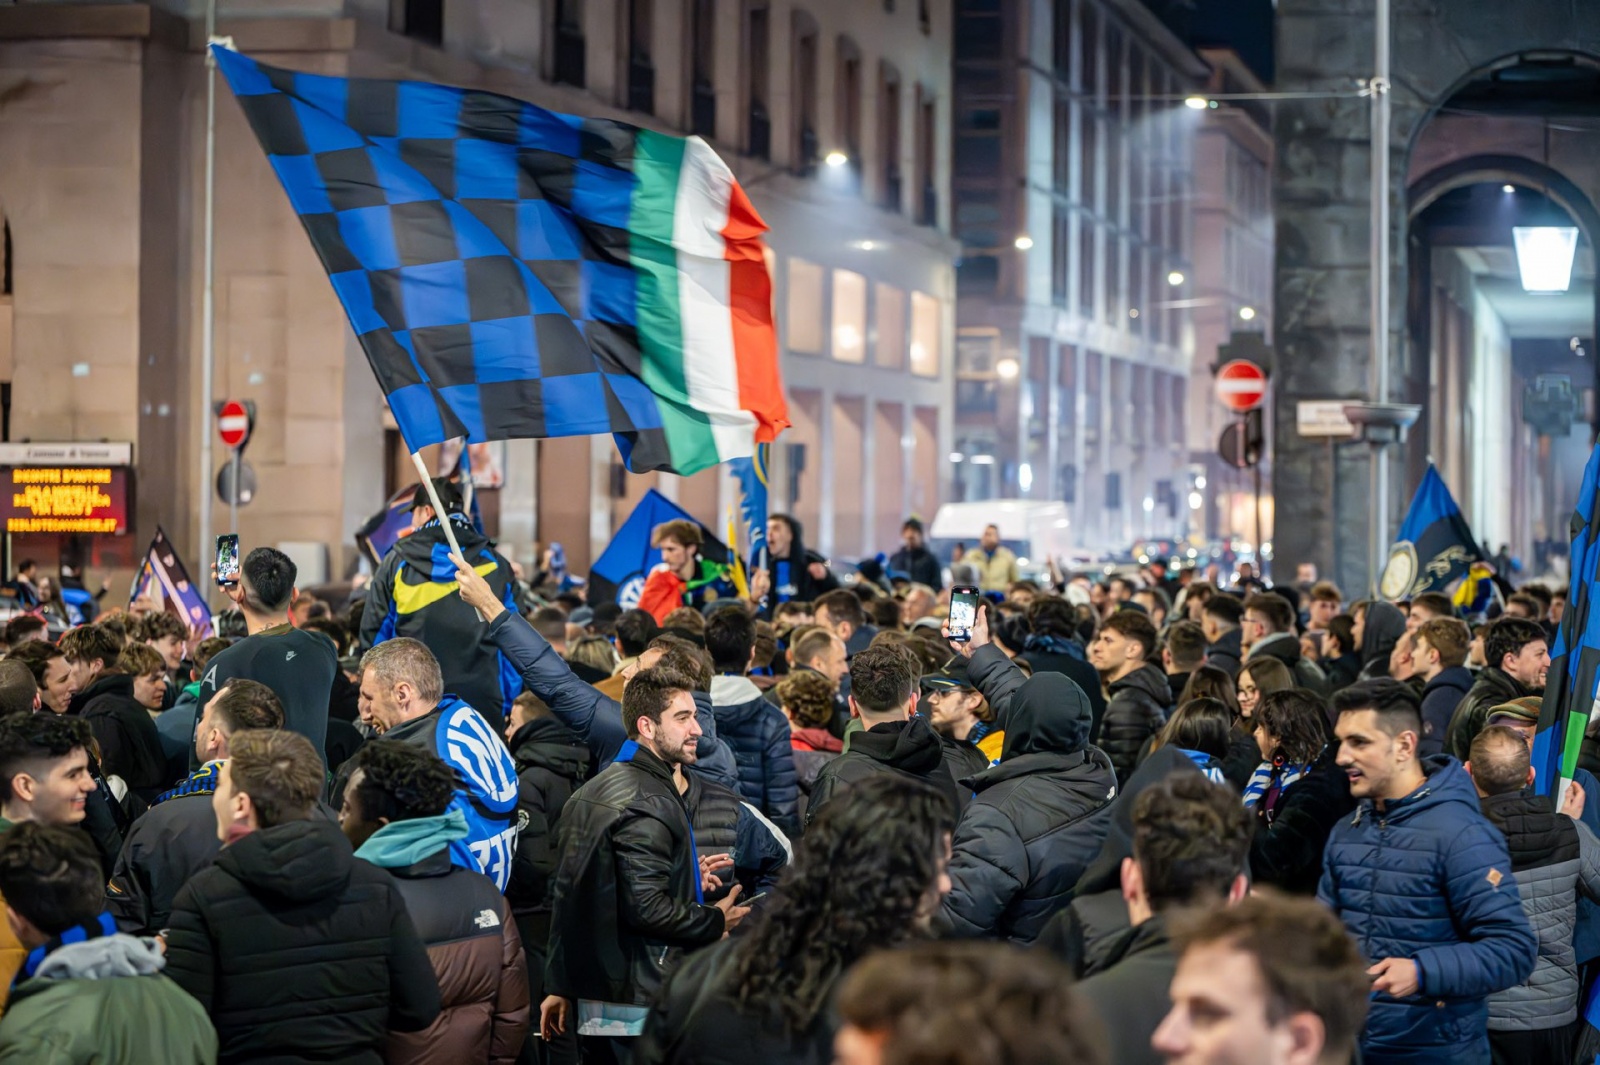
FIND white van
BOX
[928,500,1099,579]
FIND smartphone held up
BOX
[215,534,241,587]
[947,586,980,643]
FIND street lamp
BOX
[996,357,1020,380]
[1513,227,1579,293]
[1239,306,1257,321]
[1014,235,1034,250]
[1167,271,1185,286]
[1184,96,1211,110]
[824,150,849,168]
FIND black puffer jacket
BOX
[506,717,591,942]
[804,715,957,826]
[164,819,441,1064]
[1446,667,1529,762]
[79,673,169,803]
[1249,747,1354,895]
[682,771,789,904]
[937,673,1116,943]
[546,743,725,1007]
[1100,665,1171,785]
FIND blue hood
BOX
[355,809,470,869]
[689,690,740,790]
[1356,754,1481,824]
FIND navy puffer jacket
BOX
[1317,756,1537,1064]
[708,676,800,839]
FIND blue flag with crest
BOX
[1378,464,1484,600]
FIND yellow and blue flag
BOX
[1379,464,1484,600]
[727,443,770,567]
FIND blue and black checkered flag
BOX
[214,47,787,476]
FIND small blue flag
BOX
[1379,464,1484,600]
[728,443,770,566]
[586,489,729,607]
[131,527,214,636]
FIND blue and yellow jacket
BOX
[361,514,520,730]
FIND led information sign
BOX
[0,466,130,534]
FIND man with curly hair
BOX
[341,740,530,1063]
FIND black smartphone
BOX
[948,585,980,643]
[215,534,241,587]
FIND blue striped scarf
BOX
[1242,757,1311,812]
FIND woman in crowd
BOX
[635,776,956,1065]
[776,670,844,820]
[1150,698,1233,785]
[1236,657,1294,722]
[1245,688,1352,894]
[1321,614,1362,693]
[566,634,619,679]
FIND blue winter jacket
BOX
[1317,756,1538,1064]
[486,610,741,790]
[709,675,800,838]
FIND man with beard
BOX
[539,667,752,1063]
[888,518,943,590]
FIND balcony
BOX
[797,123,819,173]
[882,164,903,213]
[553,29,585,87]
[691,80,716,138]
[627,57,655,115]
[748,102,771,160]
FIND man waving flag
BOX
[215,46,787,477]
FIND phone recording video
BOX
[215,534,241,587]
[948,586,980,643]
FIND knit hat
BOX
[1485,695,1542,726]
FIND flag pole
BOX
[198,2,221,601]
[410,450,486,621]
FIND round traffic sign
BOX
[218,400,250,449]
[1215,360,1267,413]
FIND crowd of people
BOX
[0,491,1584,1065]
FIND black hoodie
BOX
[804,715,957,825]
[506,716,592,942]
[77,673,169,803]
[938,673,1116,943]
[1357,600,1407,681]
[164,819,440,1064]
[755,515,838,609]
[361,514,518,731]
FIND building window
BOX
[787,258,825,354]
[793,12,820,171]
[1051,206,1069,308]
[837,38,863,175]
[1052,96,1070,193]
[745,4,770,158]
[392,0,444,46]
[957,256,998,296]
[915,89,937,226]
[880,64,902,211]
[875,283,906,368]
[1079,0,1097,98]
[553,0,586,87]
[1078,217,1096,321]
[625,0,654,114]
[689,0,716,137]
[910,292,940,377]
[918,0,930,34]
[833,270,867,363]
[1081,109,1098,209]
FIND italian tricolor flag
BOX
[629,131,789,475]
[217,49,788,477]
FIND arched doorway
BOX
[1271,4,1600,589]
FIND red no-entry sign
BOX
[217,400,251,449]
[1215,360,1267,412]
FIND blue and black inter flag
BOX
[1378,464,1485,600]
[1535,441,1600,806]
